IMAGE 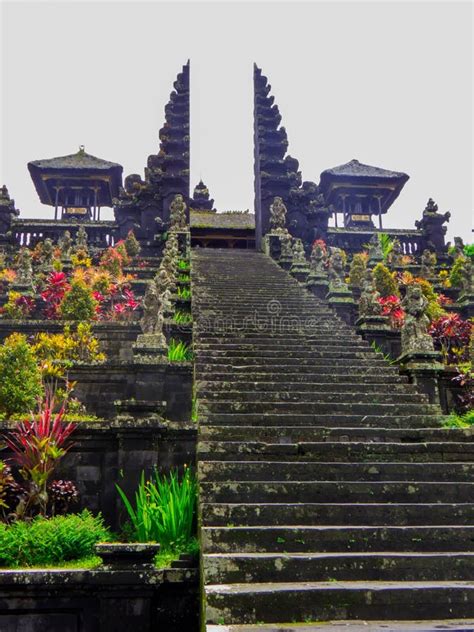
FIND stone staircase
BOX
[192,248,474,631]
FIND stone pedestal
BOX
[306,275,329,301]
[262,234,282,261]
[326,284,356,325]
[133,333,167,364]
[356,315,400,358]
[398,350,444,405]
[290,263,310,283]
[278,255,293,271]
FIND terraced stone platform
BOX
[192,248,474,630]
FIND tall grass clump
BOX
[116,468,197,553]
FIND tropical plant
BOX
[0,333,43,417]
[449,255,470,288]
[442,409,474,428]
[429,314,472,364]
[40,271,70,319]
[451,365,474,414]
[0,291,35,319]
[378,295,405,328]
[378,233,394,260]
[168,339,193,361]
[177,259,190,271]
[373,263,399,297]
[0,510,110,567]
[59,280,98,321]
[116,468,197,552]
[124,230,141,259]
[4,397,76,516]
[463,244,474,260]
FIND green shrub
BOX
[0,333,42,417]
[124,230,141,259]
[442,410,474,429]
[116,468,197,552]
[378,233,394,260]
[349,253,367,287]
[373,263,399,297]
[0,510,110,567]
[449,256,470,288]
[60,280,98,321]
[177,286,191,300]
[173,310,192,325]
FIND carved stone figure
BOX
[140,281,166,346]
[292,239,306,265]
[269,196,288,234]
[415,198,451,252]
[75,226,88,252]
[390,239,404,267]
[359,269,382,318]
[279,233,293,262]
[41,238,54,272]
[309,241,327,275]
[368,234,384,265]
[58,231,73,260]
[460,258,473,294]
[328,248,347,288]
[419,249,437,279]
[169,194,187,230]
[401,283,434,354]
[16,247,33,286]
[452,236,465,261]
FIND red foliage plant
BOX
[429,313,472,364]
[4,396,76,516]
[378,295,405,329]
[40,271,70,319]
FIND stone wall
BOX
[0,566,198,632]
[0,419,197,529]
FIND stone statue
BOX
[359,269,382,318]
[460,258,473,294]
[328,248,346,288]
[269,196,288,234]
[169,194,187,230]
[140,281,160,335]
[16,247,33,286]
[415,198,451,252]
[75,226,88,252]
[309,241,327,275]
[280,233,293,261]
[292,239,306,265]
[390,238,404,267]
[58,230,73,260]
[452,236,465,261]
[368,233,384,265]
[155,266,176,295]
[419,249,436,279]
[41,238,54,272]
[401,283,434,354]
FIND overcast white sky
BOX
[1,0,472,242]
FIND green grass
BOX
[177,259,190,271]
[442,410,474,428]
[168,339,193,361]
[172,310,192,325]
[177,286,191,300]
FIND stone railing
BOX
[327,227,423,255]
[12,219,117,249]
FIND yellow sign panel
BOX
[65,207,88,215]
[351,214,371,222]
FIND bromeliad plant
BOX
[116,467,197,552]
[4,396,77,517]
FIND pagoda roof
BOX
[190,210,255,231]
[28,147,122,172]
[321,159,408,181]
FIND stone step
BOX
[199,426,461,443]
[197,441,472,462]
[203,551,474,584]
[199,402,437,415]
[196,373,409,384]
[200,414,441,429]
[199,391,426,405]
[200,502,474,527]
[198,460,474,482]
[196,350,381,360]
[196,358,395,369]
[204,581,474,624]
[195,342,368,351]
[196,365,402,378]
[196,381,413,393]
[206,621,474,632]
[202,526,474,554]
[199,481,474,504]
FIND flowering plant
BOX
[429,314,472,364]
